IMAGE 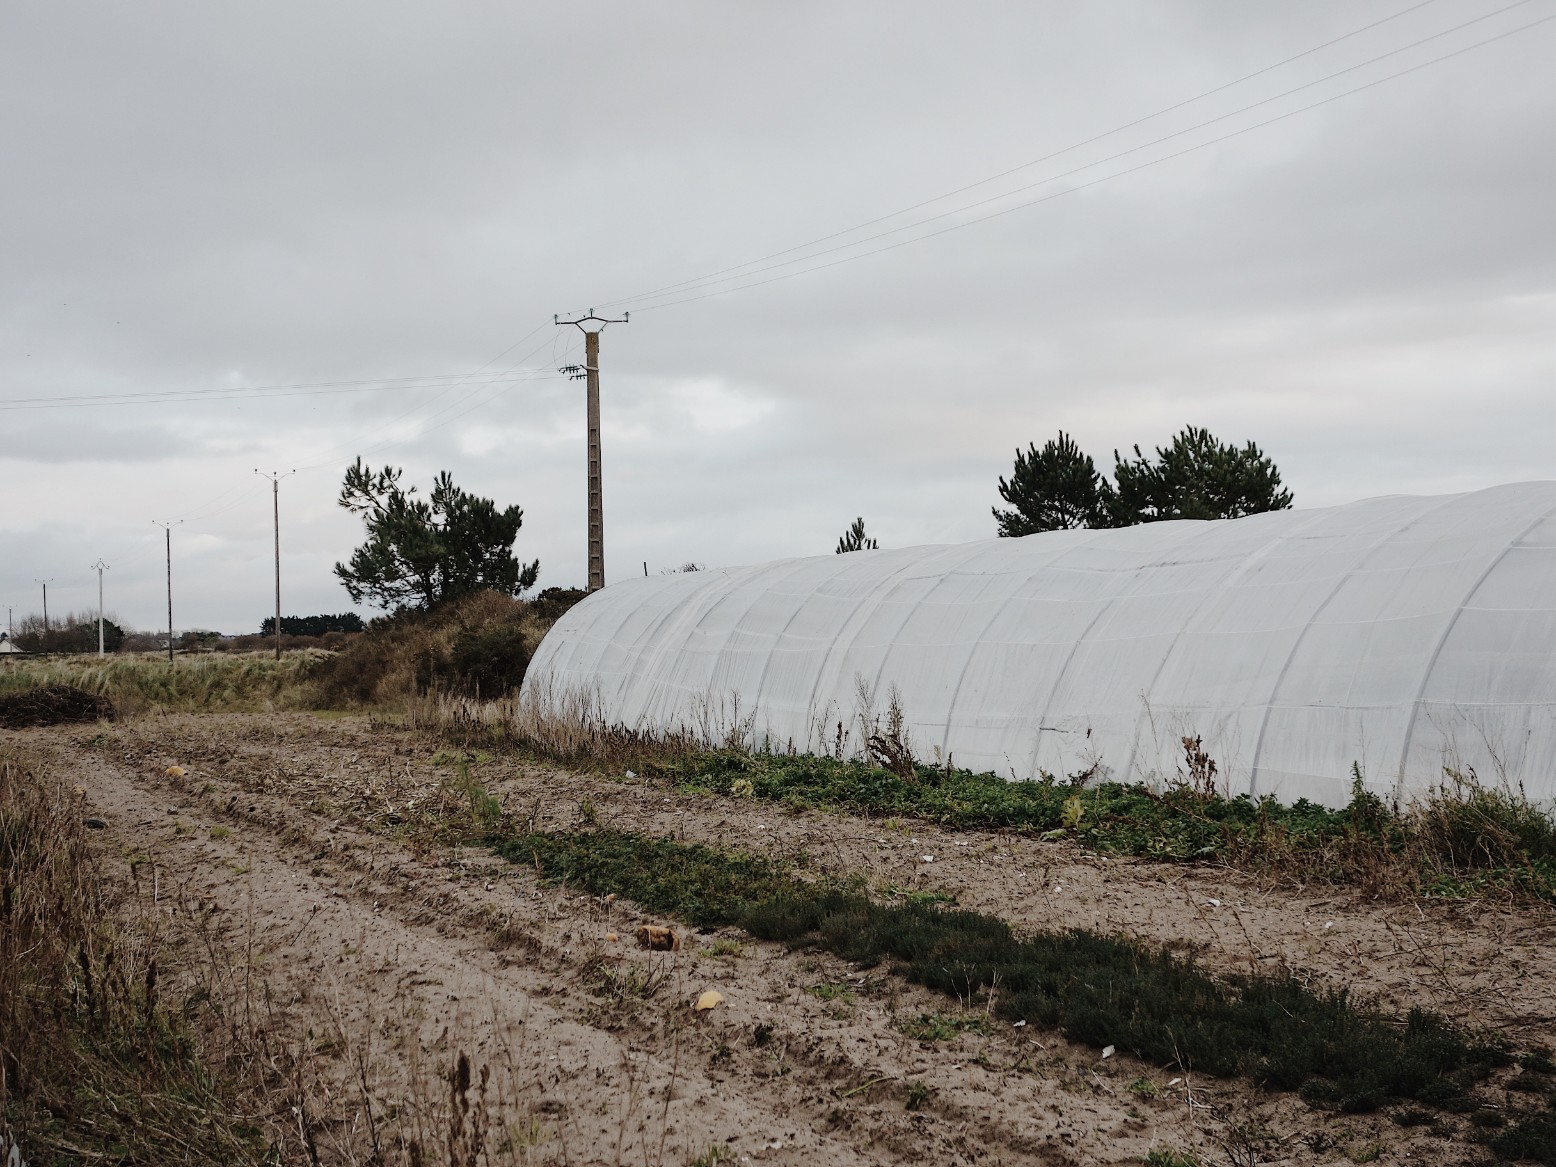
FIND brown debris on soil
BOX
[637,924,681,951]
[0,683,112,728]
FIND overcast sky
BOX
[2,0,1552,635]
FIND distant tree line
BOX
[259,613,366,637]
[9,613,126,654]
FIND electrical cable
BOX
[0,368,554,411]
[590,0,1478,310]
[290,319,558,472]
[594,0,1543,315]
[625,12,1555,313]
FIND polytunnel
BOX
[521,482,1556,808]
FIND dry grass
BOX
[0,740,681,1165]
[0,652,326,715]
[0,749,264,1163]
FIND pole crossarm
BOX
[553,310,630,332]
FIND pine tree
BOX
[333,459,539,610]
[993,431,1112,536]
[835,517,879,554]
[1109,426,1293,524]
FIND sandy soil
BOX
[14,711,1554,1166]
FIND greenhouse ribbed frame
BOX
[523,482,1556,808]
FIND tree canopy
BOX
[260,613,366,637]
[333,460,539,610]
[993,431,1110,536]
[836,517,879,554]
[995,426,1292,536]
[1109,426,1293,524]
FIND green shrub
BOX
[308,589,552,707]
[1490,1109,1556,1165]
[446,623,531,698]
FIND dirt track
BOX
[16,712,1556,1166]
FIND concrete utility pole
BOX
[90,560,109,656]
[34,579,53,635]
[153,520,182,664]
[556,310,628,593]
[255,470,295,661]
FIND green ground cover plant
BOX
[487,827,1539,1118]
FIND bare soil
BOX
[14,711,1555,1166]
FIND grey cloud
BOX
[2,1,1551,628]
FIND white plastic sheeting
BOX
[522,483,1556,808]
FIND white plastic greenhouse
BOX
[522,482,1556,808]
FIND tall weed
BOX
[0,750,264,1162]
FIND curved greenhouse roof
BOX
[523,482,1556,807]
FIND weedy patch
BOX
[881,882,957,906]
[898,1011,992,1042]
[464,698,1556,903]
[806,982,857,1005]
[584,953,673,1003]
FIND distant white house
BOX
[0,631,23,654]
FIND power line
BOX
[623,12,1555,314]
[594,0,1543,315]
[593,0,1460,312]
[292,319,560,472]
[159,324,574,533]
[0,367,565,413]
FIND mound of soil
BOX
[0,684,113,728]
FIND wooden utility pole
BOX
[90,560,109,656]
[255,470,295,660]
[34,578,53,634]
[153,521,182,663]
[556,311,628,592]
